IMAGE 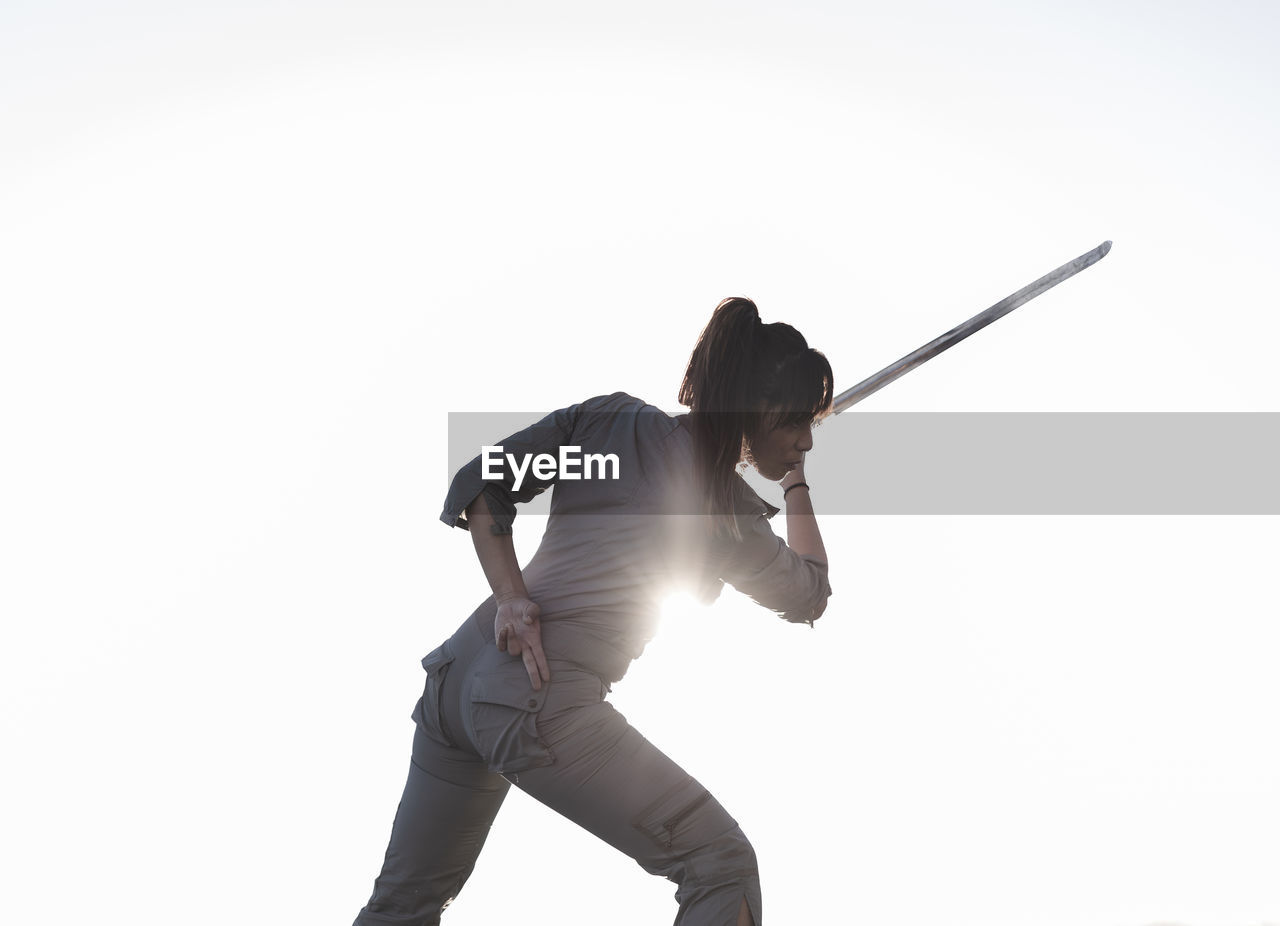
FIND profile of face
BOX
[745,417,815,481]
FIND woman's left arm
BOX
[779,459,827,566]
[718,461,832,625]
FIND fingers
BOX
[529,634,550,688]
[497,621,526,655]
[521,637,550,690]
[497,622,524,653]
[518,618,549,691]
[493,598,550,689]
[522,647,543,691]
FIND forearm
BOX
[782,483,827,564]
[465,492,529,602]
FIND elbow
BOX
[731,542,833,624]
[780,564,832,625]
[782,585,831,625]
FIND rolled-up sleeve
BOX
[439,397,592,535]
[718,483,833,624]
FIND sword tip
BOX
[1099,239,1113,257]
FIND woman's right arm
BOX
[465,491,551,690]
[438,396,607,689]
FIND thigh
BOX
[454,661,762,923]
[517,693,744,882]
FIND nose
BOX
[796,424,814,453]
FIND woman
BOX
[353,297,834,926]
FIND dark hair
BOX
[678,296,834,537]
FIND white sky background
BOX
[1,2,1277,924]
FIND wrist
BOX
[780,468,807,490]
[782,481,810,499]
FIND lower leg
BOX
[354,725,509,926]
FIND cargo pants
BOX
[352,613,762,926]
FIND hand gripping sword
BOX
[830,240,1113,414]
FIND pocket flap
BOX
[413,640,458,748]
[421,640,454,675]
[464,661,554,776]
[470,662,546,713]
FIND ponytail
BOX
[678,297,834,538]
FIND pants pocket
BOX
[410,641,457,747]
[463,660,555,776]
[631,775,719,851]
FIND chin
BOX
[750,461,787,481]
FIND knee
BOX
[628,777,760,907]
[631,779,759,889]
[671,825,762,923]
[685,824,759,888]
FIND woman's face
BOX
[746,418,815,481]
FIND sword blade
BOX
[830,240,1113,414]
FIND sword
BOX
[830,240,1113,414]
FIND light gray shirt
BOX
[440,391,832,683]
